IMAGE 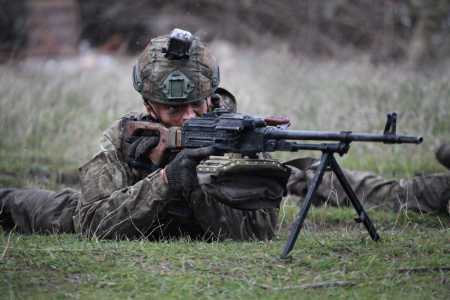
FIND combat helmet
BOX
[132,28,220,105]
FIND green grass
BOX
[2,194,450,299]
[1,210,449,299]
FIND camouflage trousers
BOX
[288,168,450,214]
[0,187,80,234]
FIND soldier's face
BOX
[145,97,211,127]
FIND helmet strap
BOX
[148,104,162,123]
[205,98,209,112]
[143,97,163,123]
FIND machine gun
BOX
[122,108,422,258]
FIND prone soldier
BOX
[0,29,289,240]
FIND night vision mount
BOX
[162,28,193,60]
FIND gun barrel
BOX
[264,129,423,144]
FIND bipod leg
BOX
[331,156,381,242]
[280,152,330,259]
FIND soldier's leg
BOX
[288,167,395,208]
[390,172,450,214]
[0,187,80,233]
[288,168,450,214]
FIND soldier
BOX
[0,29,290,240]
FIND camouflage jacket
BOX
[72,89,279,240]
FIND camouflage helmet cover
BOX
[133,30,220,105]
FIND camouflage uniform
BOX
[0,91,279,241]
[0,188,79,234]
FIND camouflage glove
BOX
[165,147,215,192]
[126,130,160,171]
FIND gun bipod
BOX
[280,145,381,259]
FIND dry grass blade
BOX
[396,266,450,272]
[221,275,357,290]
[0,230,13,263]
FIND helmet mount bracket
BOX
[159,68,194,100]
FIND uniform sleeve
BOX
[73,118,177,239]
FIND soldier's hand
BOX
[127,130,160,158]
[164,147,215,192]
[126,130,160,171]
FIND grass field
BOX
[1,206,449,299]
[1,42,450,298]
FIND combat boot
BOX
[436,143,450,170]
[0,188,15,228]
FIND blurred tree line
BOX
[1,0,449,67]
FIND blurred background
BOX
[2,0,450,67]
[0,0,449,189]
